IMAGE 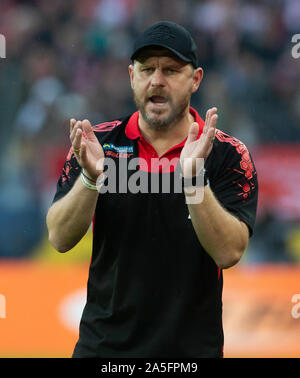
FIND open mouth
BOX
[149,96,168,105]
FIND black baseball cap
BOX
[131,21,198,68]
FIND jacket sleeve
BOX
[52,147,81,203]
[207,130,258,237]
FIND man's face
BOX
[129,48,202,130]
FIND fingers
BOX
[70,118,76,133]
[194,108,218,158]
[70,120,81,142]
[73,127,82,155]
[208,124,216,144]
[204,107,218,145]
[186,122,199,145]
[70,120,85,156]
[82,119,97,141]
[204,107,217,135]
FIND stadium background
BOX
[0,0,300,357]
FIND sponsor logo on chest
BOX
[103,143,134,158]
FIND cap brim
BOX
[131,43,193,65]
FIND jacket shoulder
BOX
[92,119,123,133]
[212,128,255,180]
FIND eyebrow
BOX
[136,59,194,75]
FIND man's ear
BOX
[192,67,204,93]
[128,64,134,89]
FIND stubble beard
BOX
[133,91,191,132]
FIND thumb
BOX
[79,141,87,163]
[185,122,199,145]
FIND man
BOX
[46,21,258,358]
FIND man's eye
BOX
[142,67,153,72]
[166,68,177,73]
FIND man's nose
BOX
[150,69,166,87]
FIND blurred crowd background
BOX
[0,0,300,262]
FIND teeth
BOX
[150,102,166,106]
